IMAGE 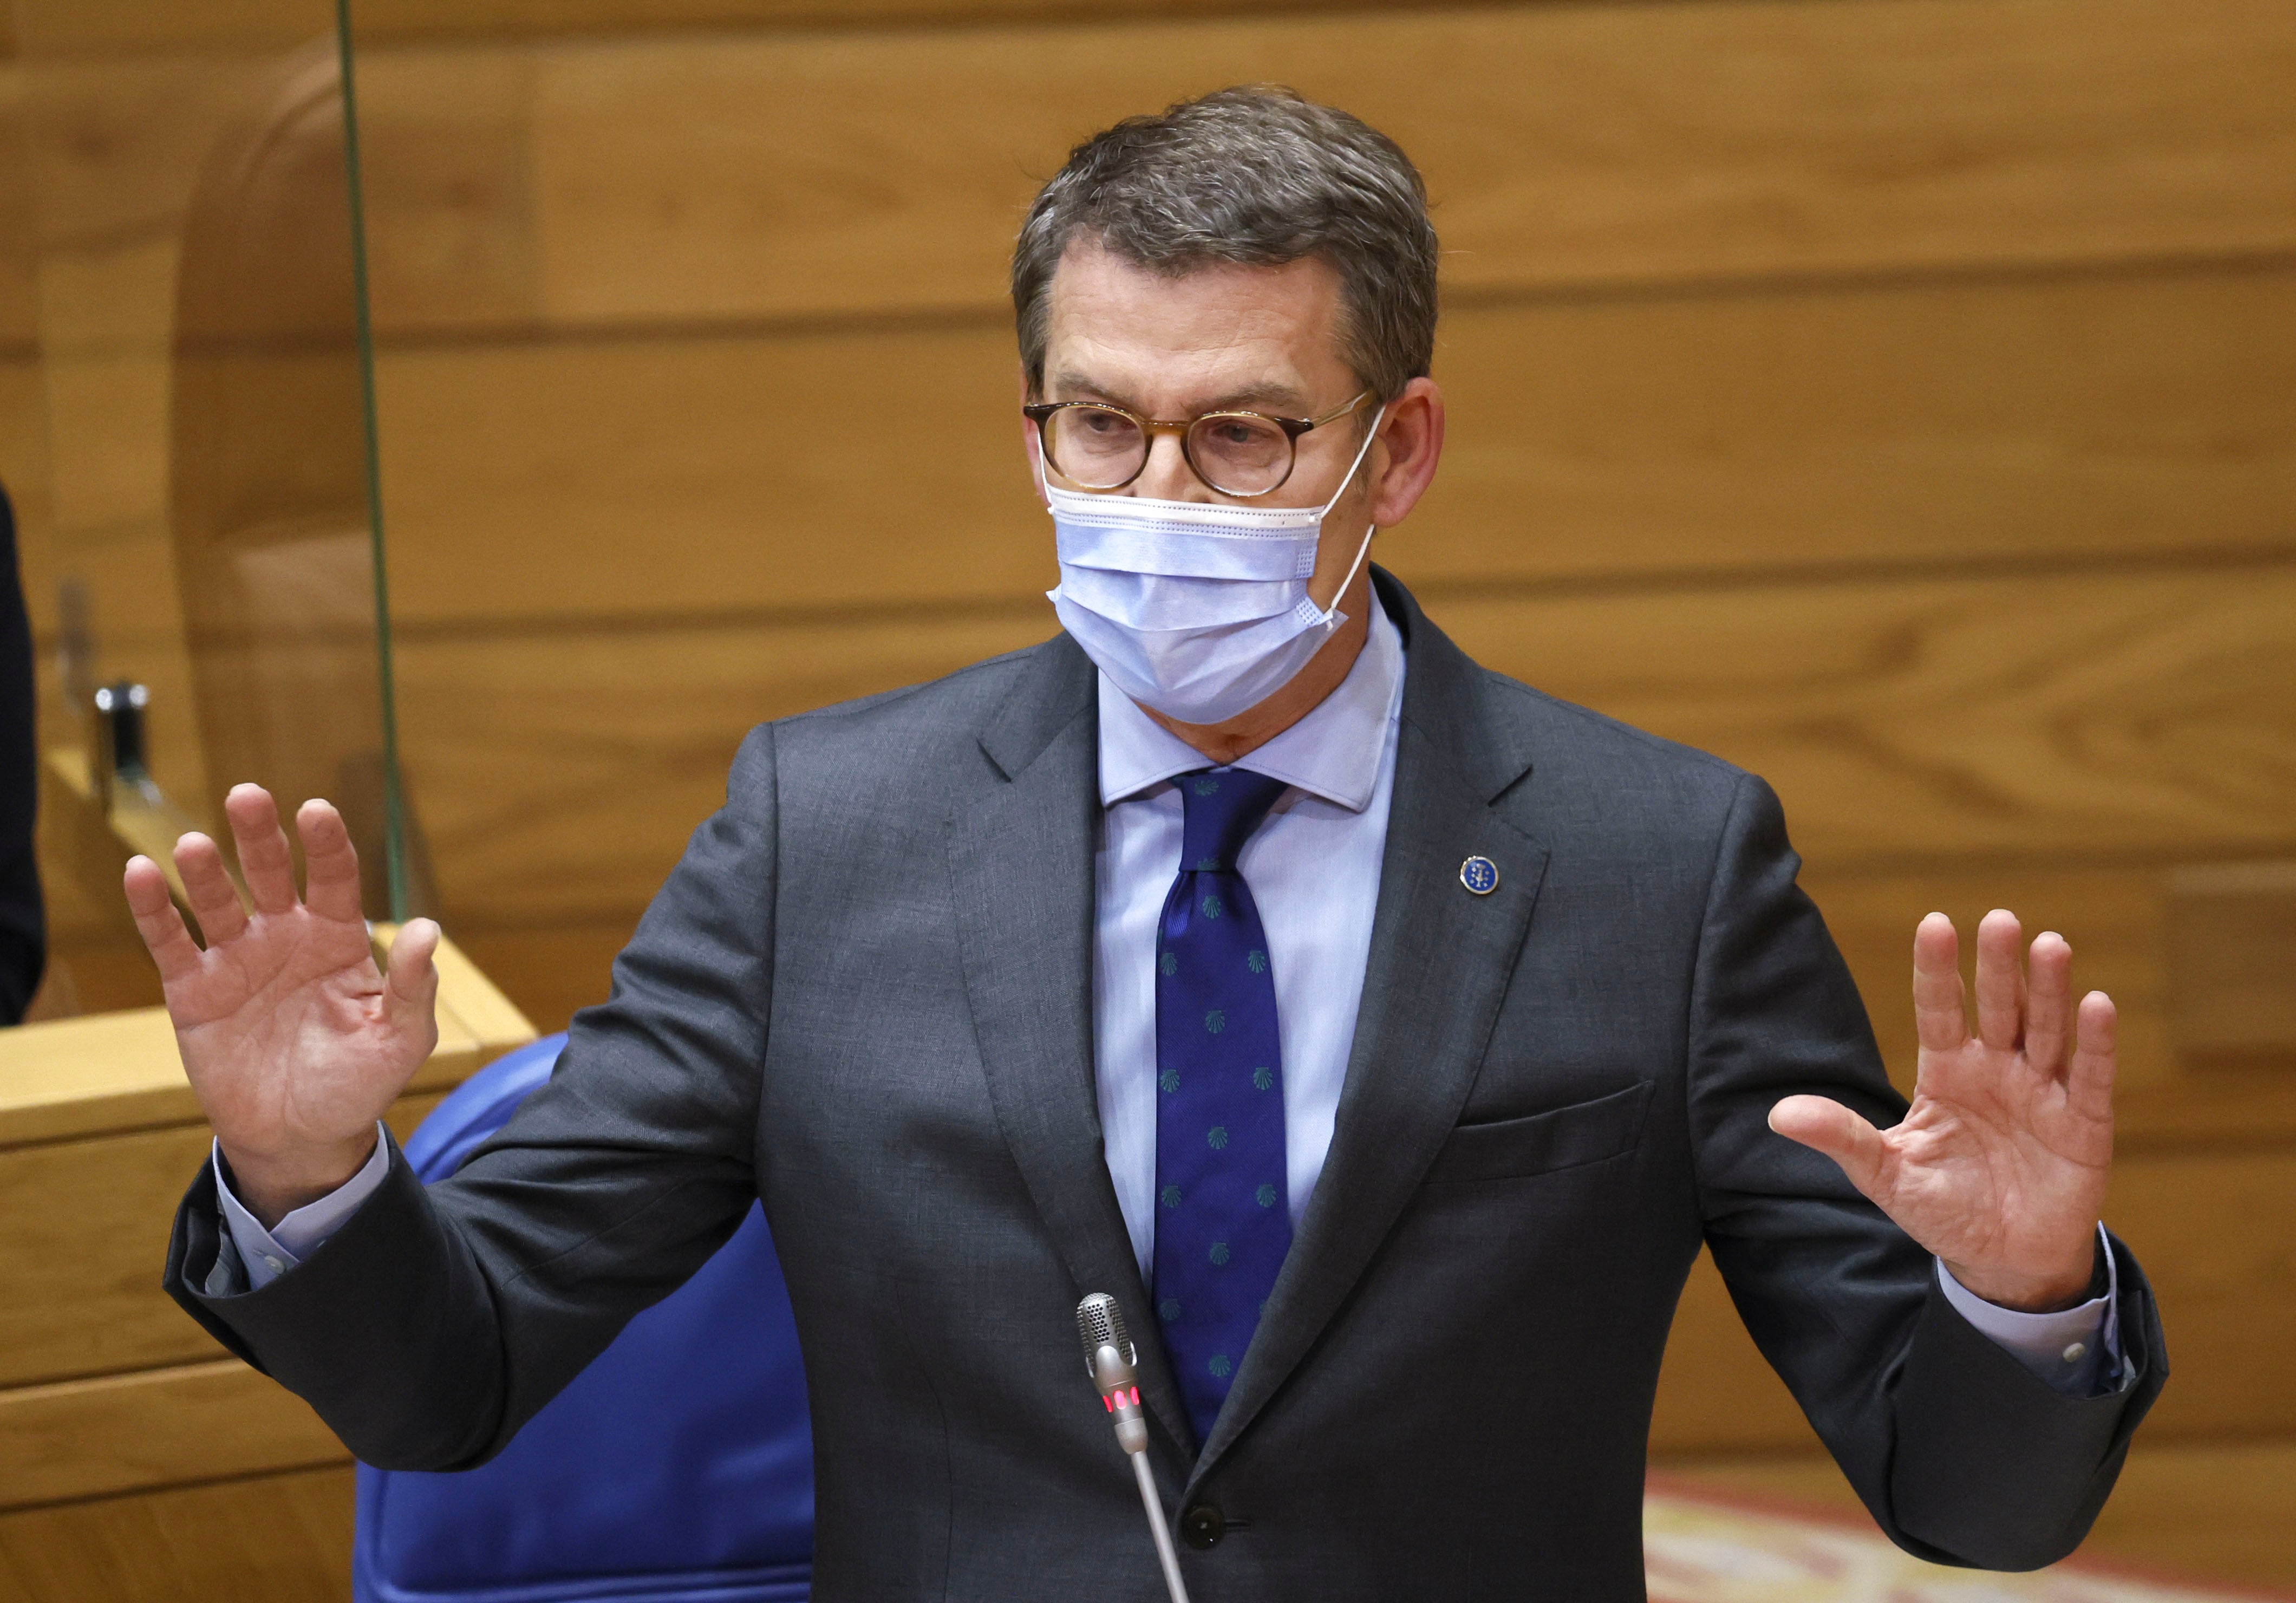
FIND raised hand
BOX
[123,784,440,1228]
[1770,909,2113,1311]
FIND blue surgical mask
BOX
[1043,405,1386,725]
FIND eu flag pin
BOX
[1459,855,1499,896]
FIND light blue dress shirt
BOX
[219,600,2116,1392]
[1092,598,1405,1276]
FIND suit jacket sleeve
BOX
[162,726,781,1471]
[1684,771,2165,1571]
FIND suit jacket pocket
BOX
[1423,1080,1654,1184]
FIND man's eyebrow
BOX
[1047,370,1134,408]
[1046,370,1313,415]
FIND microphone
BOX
[1077,1293,1192,1603]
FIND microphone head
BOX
[1077,1292,1135,1376]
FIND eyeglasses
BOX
[1023,391,1373,499]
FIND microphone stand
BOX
[1113,1369,1191,1603]
[1079,1294,1192,1603]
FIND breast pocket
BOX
[1423,1080,1654,1184]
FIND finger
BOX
[382,917,442,1055]
[1912,912,1967,1052]
[122,855,205,986]
[2025,931,2072,1078]
[2067,990,2118,1127]
[224,784,299,916]
[296,799,365,924]
[172,831,248,945]
[1973,908,2024,1053]
[1769,1095,1891,1199]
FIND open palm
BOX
[1771,909,2112,1311]
[123,784,439,1224]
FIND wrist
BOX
[1946,1231,2105,1313]
[219,1130,380,1229]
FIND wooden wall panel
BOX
[2165,862,2296,1071]
[371,325,1046,628]
[1651,1248,1814,1455]
[1434,564,2296,866]
[17,0,1470,55]
[338,0,2296,330]
[1805,868,2170,1094]
[2110,1150,2296,1439]
[370,266,2296,629]
[0,1464,354,1603]
[14,57,272,263]
[0,77,38,346]
[394,612,1049,920]
[395,561,2296,921]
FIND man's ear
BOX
[1366,376,1445,530]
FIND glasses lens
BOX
[1187,413,1293,496]
[1043,406,1146,488]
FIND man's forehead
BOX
[1042,242,1350,408]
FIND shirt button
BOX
[1181,1503,1226,1549]
[2062,1341,2088,1363]
[262,1256,285,1275]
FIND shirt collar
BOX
[1096,600,1404,813]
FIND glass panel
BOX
[1,0,406,1020]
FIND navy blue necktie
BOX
[1152,767,1293,1444]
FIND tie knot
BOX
[1177,769,1289,872]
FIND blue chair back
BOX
[353,1034,814,1602]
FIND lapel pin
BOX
[1459,855,1498,896]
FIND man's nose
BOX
[1131,429,1215,502]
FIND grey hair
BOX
[1012,86,1439,402]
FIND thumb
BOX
[382,918,443,1051]
[1769,1094,1890,1198]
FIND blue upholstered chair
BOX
[353,1033,814,1603]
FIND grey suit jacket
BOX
[167,572,2164,1600]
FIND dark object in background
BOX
[0,482,42,1022]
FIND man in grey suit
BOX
[133,89,2161,1599]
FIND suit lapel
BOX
[1192,581,1550,1481]
[948,636,1193,1454]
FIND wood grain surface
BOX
[343,0,2296,328]
[386,560,2296,922]
[31,4,2295,324]
[0,1092,448,1396]
[0,1464,355,1603]
[362,265,2296,628]
[0,1359,343,1509]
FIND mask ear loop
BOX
[1311,401,1390,628]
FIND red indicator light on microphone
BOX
[1130,1386,1140,1405]
[1103,1395,1114,1412]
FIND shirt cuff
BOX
[1935,1221,2121,1396]
[212,1123,391,1291]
